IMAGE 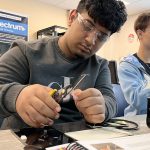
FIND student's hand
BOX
[72,88,105,124]
[16,84,61,128]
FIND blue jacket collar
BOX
[120,54,145,72]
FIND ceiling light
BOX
[121,0,130,5]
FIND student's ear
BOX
[136,29,143,40]
[68,10,78,26]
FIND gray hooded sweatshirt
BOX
[0,37,116,129]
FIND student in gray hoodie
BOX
[0,0,127,129]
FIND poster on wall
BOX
[128,33,135,43]
[0,10,28,56]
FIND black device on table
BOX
[15,127,65,150]
[15,120,88,150]
[15,126,74,150]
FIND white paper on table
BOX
[46,143,69,150]
[78,132,150,150]
[65,127,132,141]
[0,130,25,150]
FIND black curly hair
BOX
[134,12,150,33]
[77,0,127,34]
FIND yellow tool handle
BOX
[49,89,57,96]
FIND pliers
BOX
[49,74,88,103]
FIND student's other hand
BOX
[72,88,105,124]
[16,84,61,128]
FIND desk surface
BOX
[54,114,150,135]
[122,114,150,135]
[0,114,149,149]
[55,115,150,141]
[0,130,24,150]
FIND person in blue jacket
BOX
[118,12,150,116]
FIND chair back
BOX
[112,84,128,117]
[108,60,128,117]
[108,60,119,84]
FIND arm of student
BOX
[118,61,150,115]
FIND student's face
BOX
[64,10,111,59]
[138,24,150,50]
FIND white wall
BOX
[1,0,150,61]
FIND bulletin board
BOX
[0,10,28,56]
